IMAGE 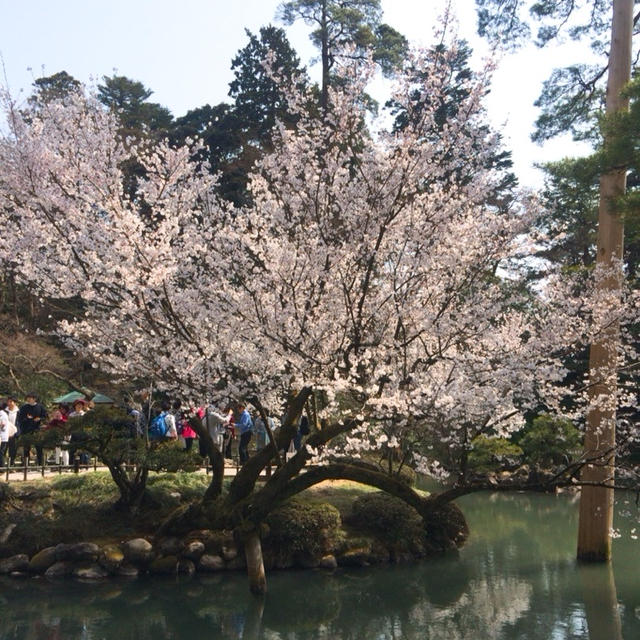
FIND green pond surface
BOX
[1,490,639,639]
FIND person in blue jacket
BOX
[235,402,253,464]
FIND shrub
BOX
[468,435,523,473]
[518,414,581,466]
[348,492,426,554]
[39,406,203,511]
[265,499,342,562]
[146,472,209,508]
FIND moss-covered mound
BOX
[263,500,343,569]
[347,492,428,559]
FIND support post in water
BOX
[244,530,267,596]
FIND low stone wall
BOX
[0,532,249,580]
[0,529,434,580]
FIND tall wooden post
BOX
[577,0,633,561]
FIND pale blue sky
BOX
[0,0,592,186]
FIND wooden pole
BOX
[577,0,633,561]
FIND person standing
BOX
[162,400,178,439]
[16,392,47,466]
[235,402,253,465]
[47,403,70,466]
[224,407,235,460]
[253,414,275,452]
[173,400,197,450]
[0,402,10,465]
[68,399,89,466]
[5,397,18,466]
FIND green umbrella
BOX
[52,391,86,404]
[91,393,114,404]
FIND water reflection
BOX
[1,491,639,639]
[581,563,622,640]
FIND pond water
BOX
[1,490,640,639]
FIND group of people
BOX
[130,397,276,465]
[0,393,92,467]
[0,390,307,469]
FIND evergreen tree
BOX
[171,26,308,206]
[28,71,82,107]
[278,0,407,110]
[388,41,517,207]
[97,75,173,138]
[229,25,307,146]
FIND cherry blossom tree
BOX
[2,44,636,593]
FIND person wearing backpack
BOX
[149,400,177,440]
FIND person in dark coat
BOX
[16,392,47,466]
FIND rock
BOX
[70,542,100,562]
[9,571,29,578]
[73,563,109,580]
[116,564,139,578]
[149,556,178,575]
[45,561,74,578]
[337,549,370,568]
[54,543,73,560]
[196,530,232,554]
[198,554,225,572]
[177,559,196,575]
[121,538,154,565]
[221,544,238,561]
[0,554,29,574]
[185,529,214,543]
[99,545,124,572]
[28,547,58,573]
[319,555,337,570]
[156,537,184,556]
[182,541,205,561]
[368,541,391,564]
[510,465,530,483]
[0,523,16,545]
[57,542,100,562]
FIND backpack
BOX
[149,412,168,440]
